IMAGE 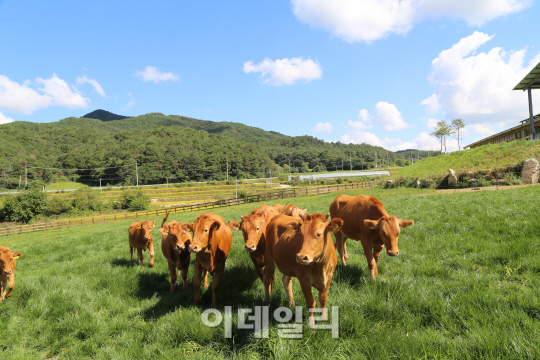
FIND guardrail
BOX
[0,181,372,237]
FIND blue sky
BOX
[1,0,539,151]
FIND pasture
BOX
[1,186,539,359]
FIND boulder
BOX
[387,179,394,184]
[522,159,540,184]
[416,180,421,187]
[448,169,457,186]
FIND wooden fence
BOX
[0,181,372,237]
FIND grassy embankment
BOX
[1,185,539,359]
[390,140,540,187]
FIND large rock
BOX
[448,169,457,186]
[522,159,540,184]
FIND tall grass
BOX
[1,186,539,359]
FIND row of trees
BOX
[430,119,467,153]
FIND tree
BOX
[451,118,467,150]
[430,121,454,153]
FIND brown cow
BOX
[228,204,280,280]
[329,194,414,280]
[158,211,199,293]
[0,246,22,302]
[183,213,232,306]
[263,213,343,326]
[280,203,307,217]
[128,220,156,267]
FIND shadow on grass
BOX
[111,258,138,267]
[333,263,366,288]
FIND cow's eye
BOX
[256,227,260,231]
[205,229,208,232]
[317,233,322,237]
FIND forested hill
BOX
[82,109,131,122]
[0,112,410,188]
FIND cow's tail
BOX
[161,209,171,229]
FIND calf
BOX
[183,213,232,306]
[228,204,280,280]
[0,246,22,302]
[263,214,343,326]
[158,211,197,293]
[329,194,414,280]
[128,220,156,267]
[280,203,308,217]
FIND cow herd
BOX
[0,194,414,327]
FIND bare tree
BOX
[451,118,467,150]
[430,121,454,153]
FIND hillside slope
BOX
[392,140,540,179]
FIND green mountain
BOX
[0,112,410,188]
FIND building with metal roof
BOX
[465,62,540,149]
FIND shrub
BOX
[46,196,73,216]
[72,188,102,211]
[121,189,150,211]
[0,188,48,223]
[237,190,249,199]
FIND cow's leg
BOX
[263,254,275,304]
[148,241,155,267]
[137,248,144,265]
[6,272,15,298]
[167,261,177,293]
[210,267,224,307]
[130,245,134,261]
[361,240,377,280]
[203,269,209,289]
[0,279,5,301]
[282,275,294,306]
[334,231,349,265]
[193,261,203,305]
[179,252,190,290]
[250,252,265,281]
[372,244,384,277]
[318,273,334,321]
[299,277,316,327]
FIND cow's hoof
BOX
[149,264,154,268]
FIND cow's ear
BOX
[398,219,414,228]
[158,228,169,236]
[328,218,343,233]
[13,253,22,259]
[364,219,380,229]
[211,221,220,231]
[228,221,241,231]
[298,214,304,222]
[181,223,193,232]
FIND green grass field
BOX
[393,140,540,179]
[1,186,539,359]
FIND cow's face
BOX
[188,216,219,253]
[364,216,414,256]
[139,220,155,241]
[296,214,343,265]
[159,221,192,251]
[0,249,21,276]
[229,215,265,252]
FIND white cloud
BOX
[136,66,180,83]
[0,74,89,114]
[347,120,372,130]
[341,130,386,147]
[421,94,440,114]
[0,110,14,124]
[291,0,530,43]
[358,102,409,131]
[426,118,439,130]
[389,131,459,152]
[122,101,135,111]
[76,75,105,97]
[313,122,334,133]
[424,31,540,132]
[243,57,322,86]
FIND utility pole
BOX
[270,171,272,188]
[135,161,139,186]
[375,152,377,169]
[235,177,238,198]
[18,175,21,190]
[387,149,389,169]
[349,153,352,171]
[166,177,168,187]
[341,158,344,171]
[288,155,291,180]
[25,162,27,188]
[226,158,229,181]
[100,178,102,189]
